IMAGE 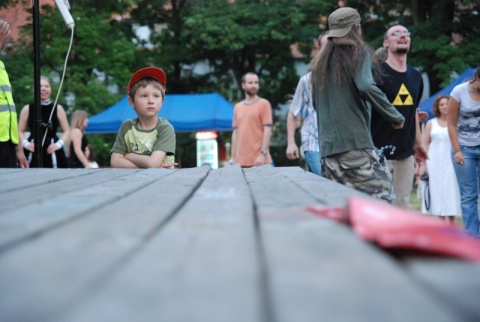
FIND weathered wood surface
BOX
[0,166,479,322]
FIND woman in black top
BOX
[67,110,94,168]
[18,76,70,168]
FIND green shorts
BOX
[322,148,395,203]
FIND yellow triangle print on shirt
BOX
[393,84,414,106]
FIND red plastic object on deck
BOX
[347,196,480,262]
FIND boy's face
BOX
[128,84,164,118]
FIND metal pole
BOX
[32,0,43,167]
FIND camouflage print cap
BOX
[328,7,361,39]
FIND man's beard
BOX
[395,47,409,54]
[246,89,258,97]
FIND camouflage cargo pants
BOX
[322,148,395,203]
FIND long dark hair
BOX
[469,67,480,84]
[311,25,368,94]
[307,31,329,72]
[371,47,387,85]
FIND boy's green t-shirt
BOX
[111,118,175,163]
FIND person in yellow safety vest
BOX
[0,19,28,168]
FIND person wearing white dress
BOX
[422,95,461,222]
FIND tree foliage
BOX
[0,0,21,9]
[129,0,196,94]
[347,0,479,92]
[4,0,138,164]
[2,0,479,167]
[180,0,328,107]
[10,1,138,108]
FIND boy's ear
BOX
[127,96,134,108]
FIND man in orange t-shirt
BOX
[231,72,273,167]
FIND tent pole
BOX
[32,0,43,167]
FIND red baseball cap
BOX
[126,67,166,94]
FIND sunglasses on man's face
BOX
[390,30,411,37]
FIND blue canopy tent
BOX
[419,67,476,119]
[85,93,234,134]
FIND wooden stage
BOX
[0,166,479,321]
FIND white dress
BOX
[423,118,461,216]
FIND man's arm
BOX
[355,55,405,127]
[253,101,274,166]
[253,125,272,166]
[262,125,272,152]
[286,112,299,160]
[286,76,308,160]
[231,128,237,163]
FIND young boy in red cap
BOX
[110,67,176,168]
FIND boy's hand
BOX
[160,162,178,169]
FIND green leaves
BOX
[3,0,479,166]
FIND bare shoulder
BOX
[71,128,83,138]
[425,119,433,130]
[19,105,30,120]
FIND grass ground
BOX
[409,186,464,227]
[409,187,422,211]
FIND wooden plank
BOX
[1,166,477,322]
[400,257,480,320]
[278,167,480,320]
[0,168,142,212]
[275,166,369,206]
[0,168,95,193]
[243,166,459,322]
[0,168,178,251]
[0,168,24,177]
[56,165,263,322]
[0,167,210,322]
